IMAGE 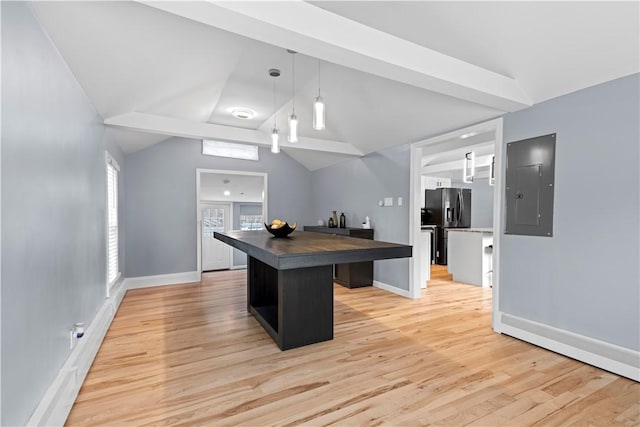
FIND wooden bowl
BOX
[264,222,297,237]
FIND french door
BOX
[201,203,231,271]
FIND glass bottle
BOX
[339,212,346,228]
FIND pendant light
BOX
[313,59,325,130]
[463,151,475,183]
[287,50,298,143]
[489,155,496,186]
[269,68,280,154]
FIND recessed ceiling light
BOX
[223,190,231,196]
[228,107,256,120]
[460,132,477,139]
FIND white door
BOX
[202,203,231,271]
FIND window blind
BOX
[107,158,119,285]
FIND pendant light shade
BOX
[489,155,495,186]
[288,114,298,143]
[287,50,298,143]
[269,68,280,154]
[313,59,325,130]
[463,151,475,183]
[313,96,325,130]
[271,128,280,153]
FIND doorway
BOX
[196,169,268,274]
[408,117,503,331]
[201,202,232,271]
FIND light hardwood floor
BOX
[67,270,639,426]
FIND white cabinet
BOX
[423,176,451,190]
[447,230,493,287]
[418,229,432,288]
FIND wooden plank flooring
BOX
[66,270,639,426]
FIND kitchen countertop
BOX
[448,228,493,233]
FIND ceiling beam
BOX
[138,1,532,112]
[421,140,495,167]
[422,154,493,175]
[104,112,364,156]
[422,132,495,160]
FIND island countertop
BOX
[214,230,412,270]
[448,228,493,234]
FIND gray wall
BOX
[124,138,312,277]
[500,73,639,351]
[232,202,262,267]
[1,3,125,425]
[456,179,494,228]
[310,145,411,290]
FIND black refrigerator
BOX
[425,188,471,265]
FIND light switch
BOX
[397,197,403,206]
[383,197,393,207]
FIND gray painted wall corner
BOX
[311,144,412,290]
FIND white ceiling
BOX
[32,1,639,171]
[200,172,264,203]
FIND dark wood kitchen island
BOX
[214,230,412,350]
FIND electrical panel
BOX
[505,133,556,236]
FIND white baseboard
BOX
[26,278,127,426]
[501,313,639,382]
[373,280,412,298]
[124,270,201,290]
[230,265,247,270]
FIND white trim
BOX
[373,280,412,298]
[124,271,200,290]
[408,142,423,299]
[230,265,247,270]
[501,313,640,382]
[196,169,268,274]
[105,150,120,171]
[491,119,504,332]
[26,278,127,426]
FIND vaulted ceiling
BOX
[32,1,639,170]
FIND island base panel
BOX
[248,257,279,331]
[247,256,334,350]
[334,262,373,288]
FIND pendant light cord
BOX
[291,53,295,114]
[273,76,277,129]
[317,59,321,97]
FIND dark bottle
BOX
[328,217,335,228]
[339,212,346,228]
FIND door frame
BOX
[196,169,268,275]
[408,117,504,332]
[200,201,233,271]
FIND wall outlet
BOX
[383,197,393,207]
[397,197,403,206]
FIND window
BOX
[203,207,225,238]
[240,215,263,231]
[202,139,259,161]
[106,152,120,286]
